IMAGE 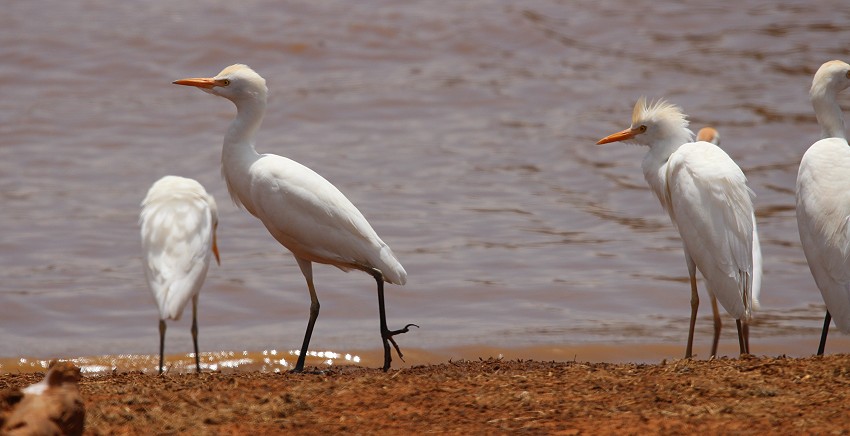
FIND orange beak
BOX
[596,127,639,145]
[173,77,218,89]
[212,230,221,265]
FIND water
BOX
[2,0,850,373]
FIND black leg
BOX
[293,258,319,373]
[817,311,831,356]
[191,296,201,373]
[158,319,166,375]
[294,298,320,372]
[372,270,418,371]
[735,319,747,355]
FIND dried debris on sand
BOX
[1,354,848,434]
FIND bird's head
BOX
[173,64,268,104]
[811,60,850,99]
[596,97,692,147]
[696,127,720,146]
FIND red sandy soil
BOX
[1,354,849,434]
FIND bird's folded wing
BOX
[667,142,755,318]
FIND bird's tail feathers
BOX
[751,292,761,312]
[377,245,407,286]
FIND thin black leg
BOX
[292,259,320,373]
[293,299,320,372]
[158,319,166,375]
[817,311,831,356]
[372,269,418,371]
[191,296,201,373]
[735,319,747,355]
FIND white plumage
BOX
[140,175,219,374]
[597,98,756,358]
[696,127,763,312]
[796,60,850,355]
[247,154,406,284]
[173,64,414,372]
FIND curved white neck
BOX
[223,98,265,153]
[221,97,266,211]
[811,87,847,140]
[642,126,693,169]
[641,127,693,214]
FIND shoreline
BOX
[2,354,848,434]
[2,334,848,375]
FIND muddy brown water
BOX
[2,0,849,373]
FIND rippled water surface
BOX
[2,0,850,371]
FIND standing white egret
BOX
[173,64,415,372]
[597,98,756,358]
[696,126,763,356]
[796,60,850,355]
[140,175,220,374]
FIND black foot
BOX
[382,323,419,370]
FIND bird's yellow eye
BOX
[219,79,231,86]
[637,125,647,133]
[845,70,850,79]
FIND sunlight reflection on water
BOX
[0,349,363,375]
[5,333,850,376]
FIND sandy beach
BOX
[2,354,848,434]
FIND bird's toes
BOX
[387,323,419,336]
[381,324,418,367]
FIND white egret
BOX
[696,126,763,356]
[173,64,415,372]
[140,175,220,374]
[796,60,850,355]
[597,98,756,358]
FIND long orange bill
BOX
[596,128,638,145]
[173,77,218,89]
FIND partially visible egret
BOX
[796,60,850,355]
[140,175,220,374]
[696,126,763,356]
[173,64,415,372]
[597,98,756,358]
